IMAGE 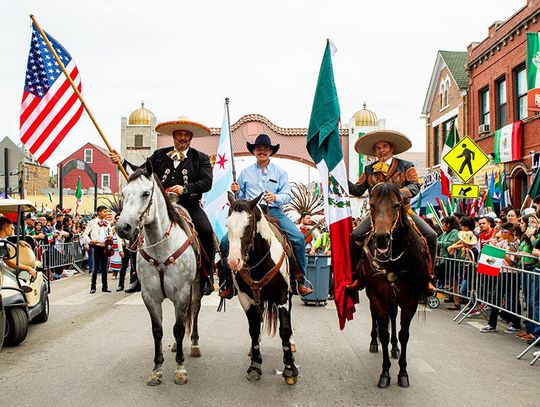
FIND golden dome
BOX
[128,102,155,125]
[353,103,378,127]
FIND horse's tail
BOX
[262,302,278,337]
[183,287,193,336]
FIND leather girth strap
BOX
[140,235,196,297]
[237,250,286,305]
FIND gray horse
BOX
[116,161,203,386]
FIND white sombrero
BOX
[155,116,211,138]
[354,129,412,156]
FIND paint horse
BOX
[116,162,203,386]
[225,192,298,385]
[360,182,431,388]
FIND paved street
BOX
[0,274,538,407]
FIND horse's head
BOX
[116,160,156,240]
[225,192,265,272]
[369,182,406,257]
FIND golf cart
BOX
[0,199,50,349]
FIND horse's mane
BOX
[371,183,429,290]
[128,167,182,226]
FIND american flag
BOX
[20,23,83,164]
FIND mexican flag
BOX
[493,121,522,163]
[415,190,422,215]
[75,176,83,212]
[47,191,54,203]
[307,40,358,330]
[440,118,459,197]
[477,244,506,276]
[527,33,540,111]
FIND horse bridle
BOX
[368,183,405,263]
[233,205,286,305]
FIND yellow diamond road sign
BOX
[442,136,490,182]
[451,184,480,199]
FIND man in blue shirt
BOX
[219,134,313,298]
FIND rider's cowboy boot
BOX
[219,283,234,299]
[346,237,366,291]
[297,280,313,296]
[124,279,141,293]
[201,277,213,296]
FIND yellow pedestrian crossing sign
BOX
[451,184,480,199]
[442,136,490,182]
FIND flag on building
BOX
[526,32,540,111]
[204,105,233,241]
[20,23,83,164]
[440,118,459,197]
[306,40,357,330]
[75,176,82,212]
[477,244,506,276]
[493,121,522,163]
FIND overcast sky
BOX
[1,0,521,173]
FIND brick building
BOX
[422,51,468,169]
[58,142,120,193]
[467,0,540,205]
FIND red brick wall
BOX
[58,143,119,193]
[468,0,540,206]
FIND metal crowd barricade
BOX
[34,235,88,276]
[445,252,540,366]
[434,255,477,308]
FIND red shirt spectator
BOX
[478,216,495,248]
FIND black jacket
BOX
[124,147,213,208]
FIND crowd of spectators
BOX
[432,196,540,345]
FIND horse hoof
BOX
[369,344,378,353]
[398,374,410,388]
[391,349,400,360]
[171,341,177,352]
[290,343,297,353]
[285,376,297,385]
[247,370,261,381]
[174,369,189,385]
[146,371,163,386]
[191,345,201,357]
[377,375,391,389]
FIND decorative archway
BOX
[158,114,350,168]
[509,163,529,208]
[59,159,98,213]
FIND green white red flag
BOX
[75,176,82,212]
[307,40,358,330]
[493,121,522,163]
[527,32,540,111]
[477,244,506,276]
[440,118,458,197]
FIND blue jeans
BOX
[220,206,306,276]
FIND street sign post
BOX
[451,184,480,199]
[442,136,490,182]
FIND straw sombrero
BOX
[155,116,211,138]
[354,129,412,156]
[458,230,478,246]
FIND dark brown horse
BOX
[361,182,431,388]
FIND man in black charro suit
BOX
[110,118,214,295]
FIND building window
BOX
[101,174,110,189]
[433,125,440,165]
[480,87,490,125]
[134,134,143,147]
[514,65,527,121]
[439,79,450,109]
[84,149,93,163]
[496,77,507,129]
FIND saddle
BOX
[265,215,302,280]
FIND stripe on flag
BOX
[477,244,506,276]
[19,23,83,164]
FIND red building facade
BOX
[58,142,120,193]
[468,0,540,205]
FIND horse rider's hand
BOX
[109,149,122,164]
[167,185,184,195]
[263,192,276,203]
[230,182,240,193]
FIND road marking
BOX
[53,291,106,305]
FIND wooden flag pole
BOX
[30,14,129,181]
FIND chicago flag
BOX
[306,40,358,329]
